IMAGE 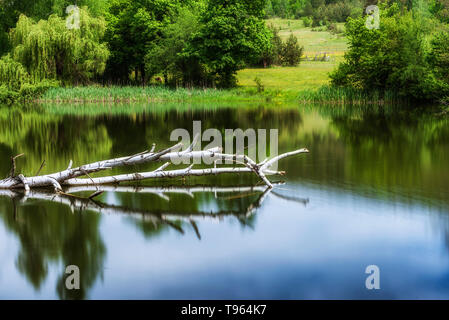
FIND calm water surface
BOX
[0,103,448,299]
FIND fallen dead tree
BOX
[0,135,309,193]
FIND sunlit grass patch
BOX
[237,62,336,94]
[236,19,348,99]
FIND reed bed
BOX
[37,85,411,108]
[39,86,270,104]
[297,86,409,106]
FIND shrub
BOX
[280,34,304,66]
[254,30,304,67]
[302,16,313,27]
[19,79,60,99]
[254,76,264,92]
[0,85,19,104]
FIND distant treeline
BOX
[265,0,368,25]
[265,0,449,26]
[1,0,449,104]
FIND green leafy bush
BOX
[254,28,303,68]
[254,76,265,92]
[254,24,283,67]
[280,34,304,66]
[330,2,449,101]
[19,79,60,99]
[0,85,19,104]
[302,16,313,27]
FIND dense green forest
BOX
[265,0,368,25]
[0,0,448,104]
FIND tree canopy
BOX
[103,0,181,83]
[0,6,109,103]
[10,8,109,84]
[330,1,449,101]
[184,0,272,87]
[105,0,273,87]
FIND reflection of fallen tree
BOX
[0,184,309,239]
[271,190,309,206]
[0,135,309,191]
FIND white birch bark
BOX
[0,139,309,191]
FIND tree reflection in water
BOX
[0,184,308,299]
[0,193,105,299]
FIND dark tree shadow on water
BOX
[0,197,106,299]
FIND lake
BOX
[0,103,448,299]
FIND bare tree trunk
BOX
[0,137,309,193]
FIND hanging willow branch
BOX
[0,138,309,193]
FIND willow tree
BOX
[9,7,109,84]
[0,54,30,90]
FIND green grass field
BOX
[265,18,347,55]
[236,19,347,94]
[237,61,339,94]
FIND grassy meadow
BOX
[265,19,347,54]
[237,19,347,95]
[237,62,337,94]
